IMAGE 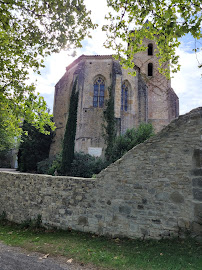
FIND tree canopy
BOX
[103,0,202,77]
[18,120,53,172]
[0,0,96,149]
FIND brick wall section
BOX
[0,107,201,239]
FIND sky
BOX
[31,0,202,115]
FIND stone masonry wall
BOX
[0,107,201,239]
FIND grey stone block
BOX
[193,189,202,201]
[170,191,184,203]
[155,192,169,201]
[192,177,202,187]
[119,205,131,215]
[194,203,202,223]
[191,169,202,176]
[78,216,88,226]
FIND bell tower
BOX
[133,38,179,132]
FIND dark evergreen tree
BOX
[103,86,116,161]
[18,121,53,172]
[61,79,79,175]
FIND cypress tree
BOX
[61,79,79,175]
[103,86,116,162]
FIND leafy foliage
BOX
[36,156,60,176]
[102,86,116,161]
[18,120,53,172]
[37,153,62,175]
[37,152,106,178]
[0,102,17,151]
[108,123,154,163]
[0,149,11,168]
[70,152,107,178]
[0,0,96,148]
[103,0,202,76]
[37,157,53,175]
[61,79,79,175]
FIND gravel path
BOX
[0,242,101,270]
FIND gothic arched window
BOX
[148,43,153,55]
[93,77,105,108]
[121,81,129,111]
[148,63,153,76]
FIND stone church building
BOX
[50,39,179,158]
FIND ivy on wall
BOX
[61,78,79,175]
[103,85,154,164]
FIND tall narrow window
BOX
[148,63,153,76]
[93,77,105,108]
[148,43,153,55]
[121,81,129,111]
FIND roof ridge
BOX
[66,55,114,71]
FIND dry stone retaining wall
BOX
[0,107,201,239]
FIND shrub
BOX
[48,154,62,175]
[38,152,107,177]
[37,154,61,175]
[37,158,52,174]
[0,150,11,168]
[109,123,154,163]
[37,124,153,177]
[70,152,107,178]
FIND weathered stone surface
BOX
[193,149,202,168]
[192,178,202,187]
[78,216,88,226]
[192,222,202,236]
[191,169,202,176]
[0,107,201,240]
[193,189,202,201]
[170,192,184,203]
[194,203,202,223]
[155,192,169,201]
[119,205,131,215]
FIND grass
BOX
[0,220,201,270]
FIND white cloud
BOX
[172,47,202,114]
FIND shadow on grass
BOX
[0,219,201,270]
